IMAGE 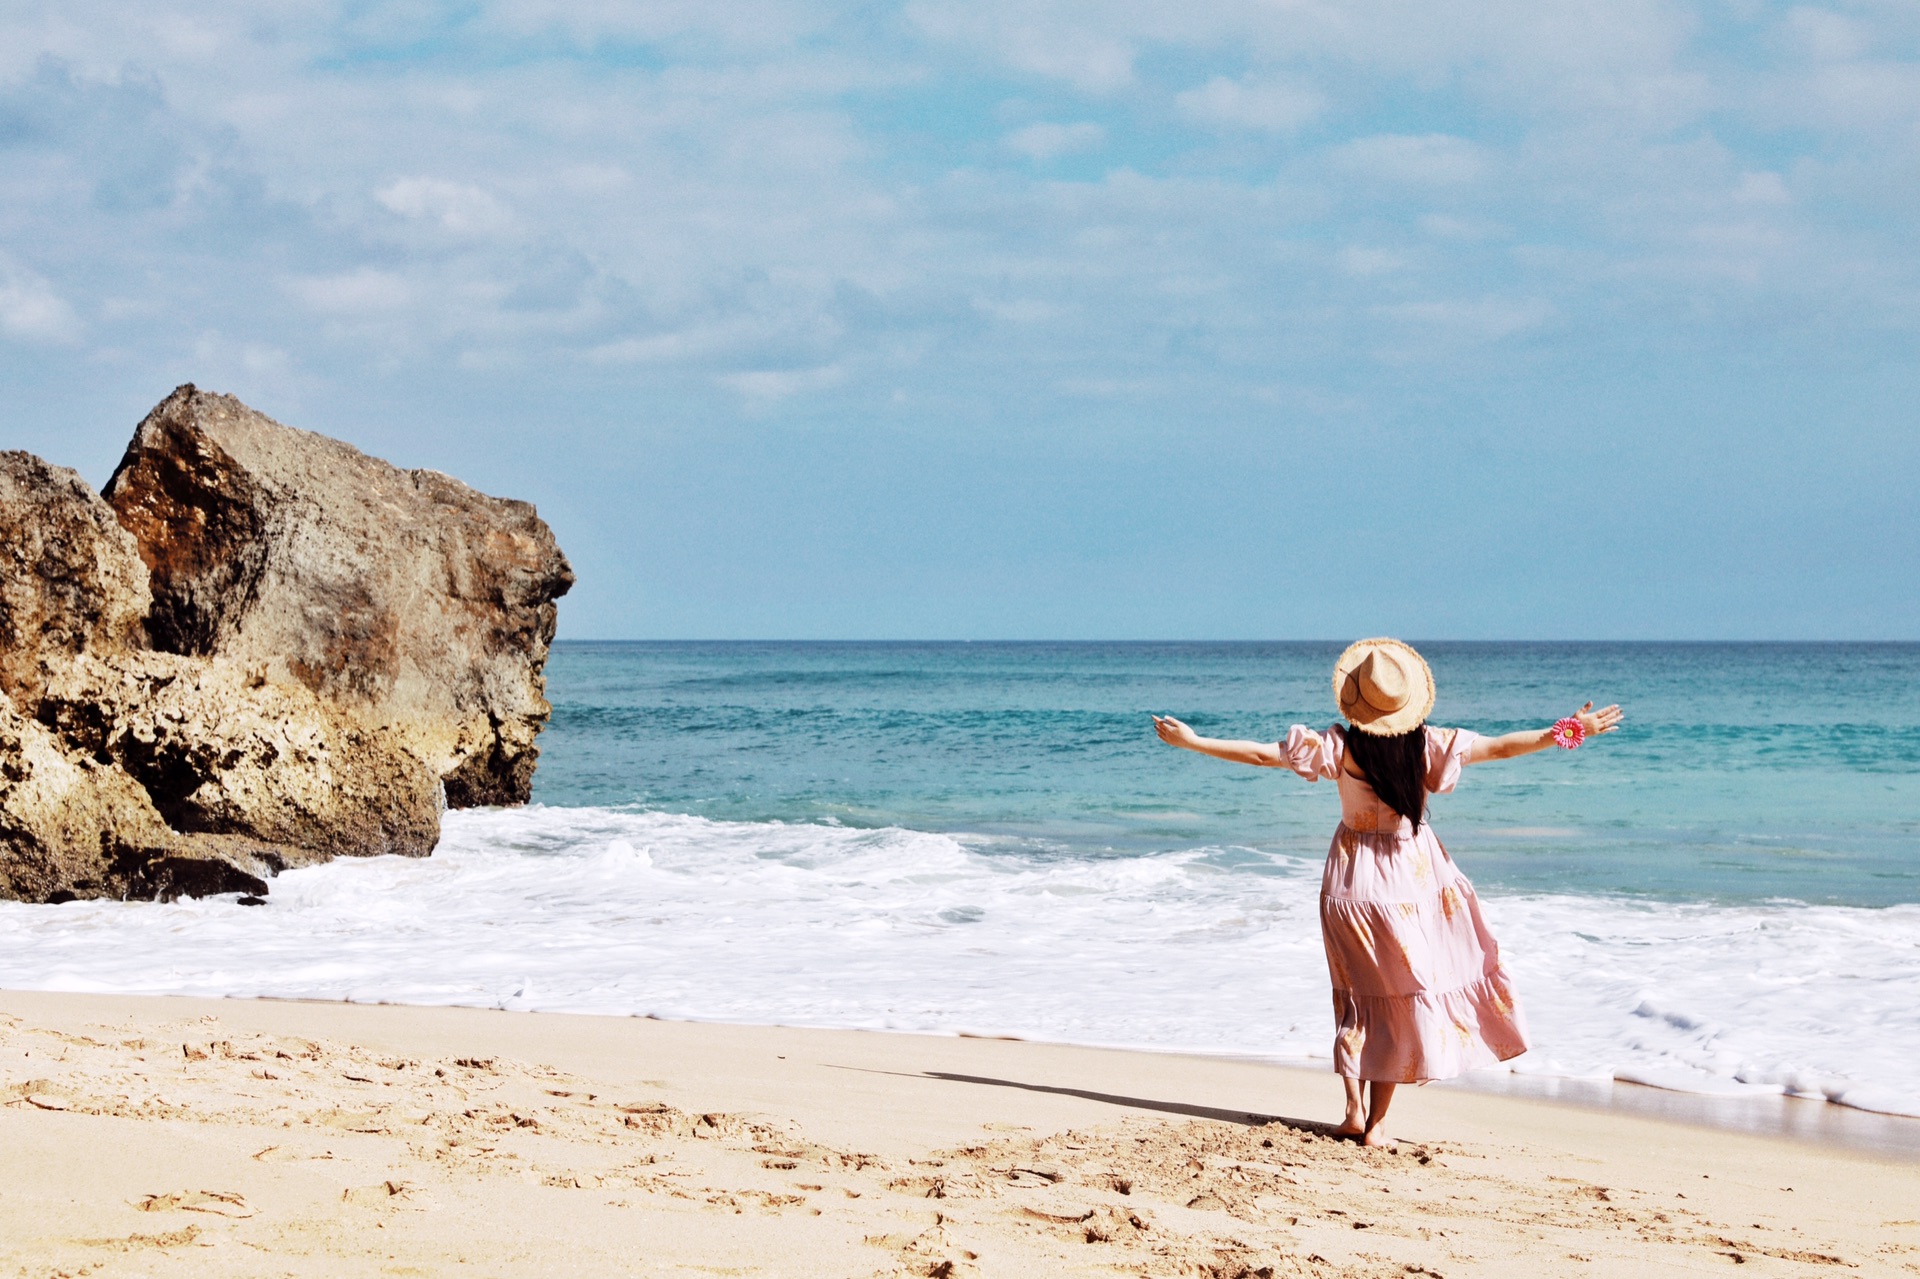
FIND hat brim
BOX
[1332,638,1435,736]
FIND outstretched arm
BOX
[1152,715,1284,767]
[1467,701,1622,764]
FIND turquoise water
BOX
[536,642,1920,908]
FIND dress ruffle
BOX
[1328,962,1529,1084]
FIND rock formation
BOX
[38,652,441,864]
[106,386,574,806]
[0,387,572,903]
[0,453,150,705]
[0,693,271,903]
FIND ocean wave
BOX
[1,805,1916,1118]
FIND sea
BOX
[4,642,1918,1119]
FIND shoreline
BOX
[17,985,1920,1159]
[10,795,1917,1126]
[6,989,1919,1276]
[1439,1065,1920,1161]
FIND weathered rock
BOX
[3,384,572,902]
[40,652,439,862]
[0,691,270,903]
[0,453,437,901]
[0,452,150,705]
[106,385,575,806]
[0,385,568,902]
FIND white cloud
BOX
[1338,247,1405,277]
[1004,121,1105,161]
[1784,58,1920,130]
[184,329,316,405]
[283,269,415,315]
[1679,220,1794,285]
[908,3,1136,91]
[1783,6,1871,62]
[1056,375,1161,397]
[0,256,83,344]
[1175,76,1323,133]
[721,364,846,401]
[551,164,633,197]
[585,317,785,366]
[1331,134,1486,185]
[972,297,1067,324]
[1377,297,1554,342]
[908,0,1706,125]
[484,0,824,52]
[376,177,513,236]
[1733,171,1792,206]
[1417,213,1508,240]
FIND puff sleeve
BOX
[1424,727,1479,794]
[1281,724,1345,781]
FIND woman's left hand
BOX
[1575,701,1623,737]
[1153,715,1199,750]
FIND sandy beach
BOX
[3,991,1916,1277]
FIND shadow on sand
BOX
[832,1064,1345,1138]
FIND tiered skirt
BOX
[1319,823,1530,1083]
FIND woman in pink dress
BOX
[1153,638,1621,1145]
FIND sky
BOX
[1,1,1917,640]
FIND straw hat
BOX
[1332,638,1435,736]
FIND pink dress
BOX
[1281,723,1529,1083]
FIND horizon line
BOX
[549,637,1920,645]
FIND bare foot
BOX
[1333,1121,1364,1138]
[1360,1127,1392,1147]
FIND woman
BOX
[1152,638,1621,1146]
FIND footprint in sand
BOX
[11,1078,72,1109]
[343,1180,433,1209]
[133,1190,254,1218]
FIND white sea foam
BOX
[2,806,1916,1118]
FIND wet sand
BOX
[1442,1068,1920,1162]
[3,990,1917,1277]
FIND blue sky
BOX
[2,1,1916,639]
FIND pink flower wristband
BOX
[1551,717,1586,749]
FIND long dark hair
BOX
[1343,723,1430,831]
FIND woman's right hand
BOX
[1153,715,1199,750]
[1575,701,1624,738]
